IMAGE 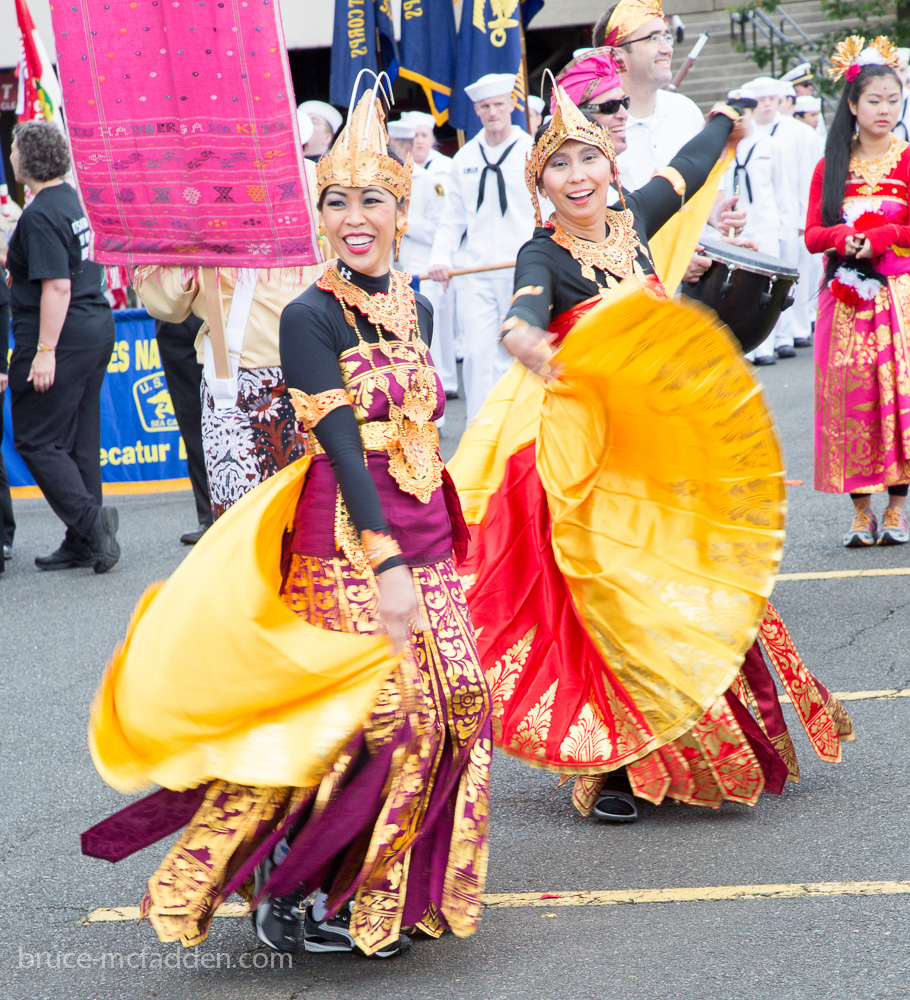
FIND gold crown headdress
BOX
[829,34,900,82]
[316,71,412,203]
[526,72,620,226]
[603,0,664,47]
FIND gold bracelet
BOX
[36,343,56,352]
[361,530,403,571]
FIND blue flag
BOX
[329,0,378,107]
[399,0,457,125]
[376,0,400,82]
[449,0,544,134]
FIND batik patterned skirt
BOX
[814,275,910,493]
[201,366,305,518]
[137,552,492,955]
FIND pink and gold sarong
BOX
[814,196,910,493]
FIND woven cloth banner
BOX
[49,0,319,268]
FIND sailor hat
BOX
[465,73,517,103]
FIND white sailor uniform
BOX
[398,150,459,396]
[753,112,820,354]
[722,129,783,256]
[429,124,535,422]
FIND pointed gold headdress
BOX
[603,0,665,47]
[526,76,619,226]
[316,72,412,202]
[829,34,900,82]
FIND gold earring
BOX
[394,217,409,260]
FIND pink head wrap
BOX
[554,47,626,108]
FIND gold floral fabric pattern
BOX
[141,554,490,955]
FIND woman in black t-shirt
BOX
[7,121,119,574]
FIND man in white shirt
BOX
[592,0,746,282]
[428,73,535,422]
[744,76,821,359]
[594,9,705,191]
[393,111,459,399]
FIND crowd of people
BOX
[3,0,910,970]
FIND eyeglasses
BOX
[619,30,674,47]
[580,96,632,115]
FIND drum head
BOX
[697,235,799,279]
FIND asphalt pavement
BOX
[2,345,909,1000]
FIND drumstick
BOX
[418,261,516,281]
[727,225,736,239]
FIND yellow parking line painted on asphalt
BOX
[83,881,910,924]
[813,688,910,703]
[777,567,910,581]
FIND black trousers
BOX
[0,300,14,550]
[0,386,14,549]
[9,340,113,544]
[155,317,212,525]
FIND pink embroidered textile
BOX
[49,0,319,268]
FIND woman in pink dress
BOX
[806,36,910,547]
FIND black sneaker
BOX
[776,345,797,359]
[88,507,120,574]
[303,903,355,953]
[793,337,812,348]
[34,544,95,571]
[251,859,301,954]
[303,904,411,958]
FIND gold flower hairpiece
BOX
[829,34,900,82]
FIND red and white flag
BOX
[15,0,62,125]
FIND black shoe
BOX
[35,544,95,571]
[592,791,639,823]
[88,506,120,574]
[444,390,460,400]
[2,544,11,560]
[251,859,301,954]
[180,522,212,545]
[752,355,776,366]
[793,337,812,348]
[775,345,797,359]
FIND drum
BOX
[680,236,798,354]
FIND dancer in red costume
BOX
[450,79,854,824]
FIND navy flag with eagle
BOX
[449,0,544,134]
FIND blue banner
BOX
[449,0,544,134]
[329,0,379,107]
[376,0,400,82]
[399,0,457,125]
[2,310,191,492]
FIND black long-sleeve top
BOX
[507,113,734,330]
[279,266,434,570]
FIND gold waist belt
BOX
[305,419,439,457]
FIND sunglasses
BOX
[580,96,632,115]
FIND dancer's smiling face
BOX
[540,139,613,228]
[320,185,405,277]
